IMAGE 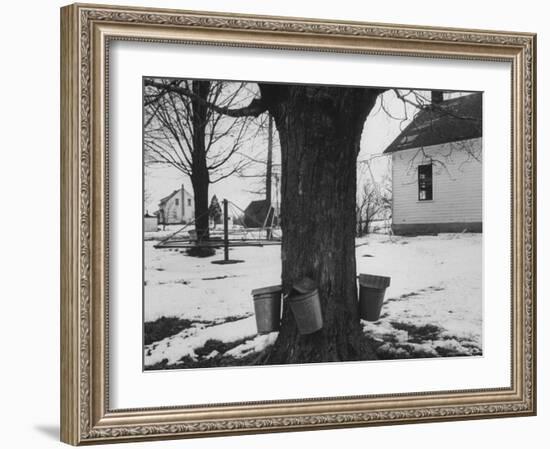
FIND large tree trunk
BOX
[258,84,383,364]
[191,80,211,241]
[191,170,209,240]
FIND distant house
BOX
[383,92,482,235]
[158,185,194,225]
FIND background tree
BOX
[356,179,381,236]
[144,79,253,240]
[356,159,392,236]
[237,114,281,203]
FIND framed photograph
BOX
[60,3,536,445]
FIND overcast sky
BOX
[144,87,444,215]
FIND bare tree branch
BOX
[144,79,268,117]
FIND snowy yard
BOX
[144,233,482,370]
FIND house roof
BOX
[244,200,270,218]
[243,199,272,228]
[158,189,179,205]
[383,92,482,154]
[158,186,192,205]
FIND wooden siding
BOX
[159,187,194,224]
[161,192,183,224]
[392,138,482,226]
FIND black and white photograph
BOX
[0,0,543,446]
[142,78,483,370]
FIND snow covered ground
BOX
[357,233,482,359]
[143,233,482,369]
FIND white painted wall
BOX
[392,138,482,225]
[160,187,194,223]
[161,191,181,223]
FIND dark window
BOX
[418,164,433,201]
[188,199,192,206]
[175,198,179,206]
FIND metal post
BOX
[223,199,229,262]
[266,115,273,207]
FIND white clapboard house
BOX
[383,92,482,235]
[158,185,194,225]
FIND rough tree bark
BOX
[257,84,384,364]
[190,80,211,241]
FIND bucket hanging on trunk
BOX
[358,274,391,321]
[251,285,282,334]
[287,277,323,335]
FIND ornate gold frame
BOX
[60,3,536,445]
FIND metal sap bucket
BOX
[251,285,282,334]
[358,274,391,321]
[287,277,323,335]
